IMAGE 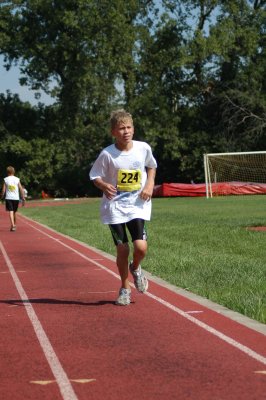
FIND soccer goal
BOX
[204,151,266,198]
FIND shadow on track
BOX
[0,298,118,306]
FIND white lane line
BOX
[185,311,204,314]
[146,292,266,366]
[0,241,78,400]
[23,220,266,367]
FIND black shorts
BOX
[109,218,147,245]
[5,199,19,212]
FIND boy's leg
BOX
[109,224,132,305]
[131,239,147,270]
[126,219,148,269]
[127,219,149,293]
[129,240,149,293]
[10,201,19,230]
[5,201,15,229]
[9,211,15,229]
[6,200,19,230]
[109,224,130,289]
[116,242,130,289]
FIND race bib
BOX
[8,185,16,192]
[117,169,142,192]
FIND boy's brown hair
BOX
[7,166,15,175]
[110,109,133,131]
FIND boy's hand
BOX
[103,184,117,200]
[140,185,153,201]
[93,178,117,200]
[140,167,156,201]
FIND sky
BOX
[0,55,55,106]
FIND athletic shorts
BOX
[109,218,147,245]
[5,199,19,212]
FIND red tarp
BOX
[152,182,266,197]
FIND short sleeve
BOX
[145,144,157,169]
[89,151,108,180]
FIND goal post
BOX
[204,151,266,198]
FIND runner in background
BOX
[1,166,25,231]
[89,109,157,306]
[22,185,28,200]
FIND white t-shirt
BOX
[4,176,20,200]
[89,140,157,224]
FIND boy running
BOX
[1,166,25,231]
[89,109,157,305]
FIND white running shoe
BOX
[129,262,148,293]
[116,288,131,306]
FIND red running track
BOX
[0,205,266,400]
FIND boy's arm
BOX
[18,182,26,204]
[93,178,117,200]
[140,167,156,201]
[1,183,6,200]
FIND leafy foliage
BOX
[0,0,265,194]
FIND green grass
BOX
[20,196,266,324]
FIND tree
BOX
[201,0,266,152]
[0,1,154,124]
[1,1,265,190]
[0,1,156,193]
[0,93,57,194]
[151,0,266,180]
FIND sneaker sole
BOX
[115,301,130,306]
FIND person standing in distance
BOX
[89,109,157,306]
[1,166,25,231]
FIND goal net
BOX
[204,151,266,198]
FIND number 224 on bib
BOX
[117,169,142,192]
